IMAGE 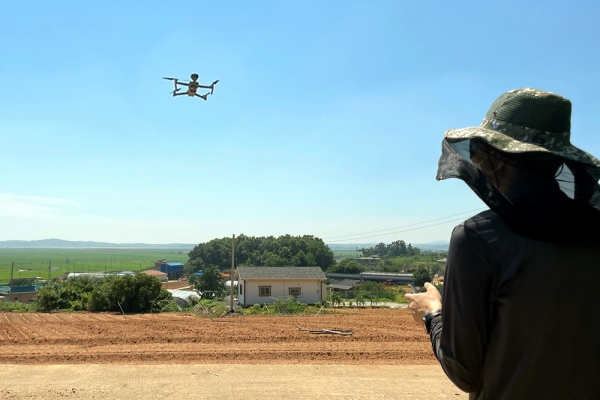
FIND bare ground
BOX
[0,309,435,365]
[0,309,465,399]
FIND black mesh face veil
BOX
[437,138,600,243]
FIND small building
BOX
[0,278,41,303]
[329,279,360,292]
[236,266,327,307]
[157,262,185,280]
[329,278,360,299]
[143,269,168,282]
[356,257,381,267]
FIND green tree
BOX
[358,280,384,293]
[279,246,292,263]
[36,274,169,313]
[184,258,205,276]
[412,266,432,287]
[373,242,387,257]
[327,259,363,274]
[193,265,225,295]
[294,250,308,266]
[35,279,69,312]
[387,240,407,257]
[187,234,335,271]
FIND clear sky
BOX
[2,0,600,245]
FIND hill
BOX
[0,239,195,249]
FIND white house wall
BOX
[239,279,323,306]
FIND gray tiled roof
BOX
[329,279,360,290]
[237,266,326,279]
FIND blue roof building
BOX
[158,262,185,280]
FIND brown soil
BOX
[0,308,436,365]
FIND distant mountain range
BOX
[0,239,196,249]
[327,241,449,251]
[0,238,449,251]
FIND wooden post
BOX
[230,234,235,313]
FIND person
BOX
[405,88,600,399]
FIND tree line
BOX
[185,234,336,275]
[360,240,420,257]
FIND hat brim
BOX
[445,126,600,169]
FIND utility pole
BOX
[9,262,14,295]
[230,234,235,313]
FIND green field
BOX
[0,248,191,283]
[331,249,362,259]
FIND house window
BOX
[289,287,301,296]
[239,285,243,295]
[259,286,271,296]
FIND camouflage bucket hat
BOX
[445,88,600,169]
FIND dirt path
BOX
[0,309,436,365]
[0,364,465,399]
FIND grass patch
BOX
[0,248,190,282]
[0,301,36,312]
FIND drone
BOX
[163,73,219,101]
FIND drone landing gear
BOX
[210,80,219,95]
[195,92,210,101]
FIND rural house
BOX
[235,266,326,307]
[143,269,168,282]
[0,278,41,303]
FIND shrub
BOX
[35,278,70,312]
[355,293,366,307]
[0,301,36,312]
[331,293,342,308]
[35,274,171,313]
[271,298,308,315]
[160,300,181,312]
[412,266,432,288]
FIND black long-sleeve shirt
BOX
[430,210,600,399]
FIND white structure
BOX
[236,266,327,307]
[67,273,108,280]
[167,289,201,307]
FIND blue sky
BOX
[1,0,600,244]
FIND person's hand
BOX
[404,283,442,324]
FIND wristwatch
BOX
[423,309,442,334]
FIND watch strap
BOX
[423,309,442,334]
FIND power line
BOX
[322,208,485,240]
[326,216,471,243]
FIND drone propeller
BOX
[163,77,177,81]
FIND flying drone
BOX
[163,73,219,101]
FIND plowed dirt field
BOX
[0,308,435,365]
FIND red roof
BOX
[143,270,167,276]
